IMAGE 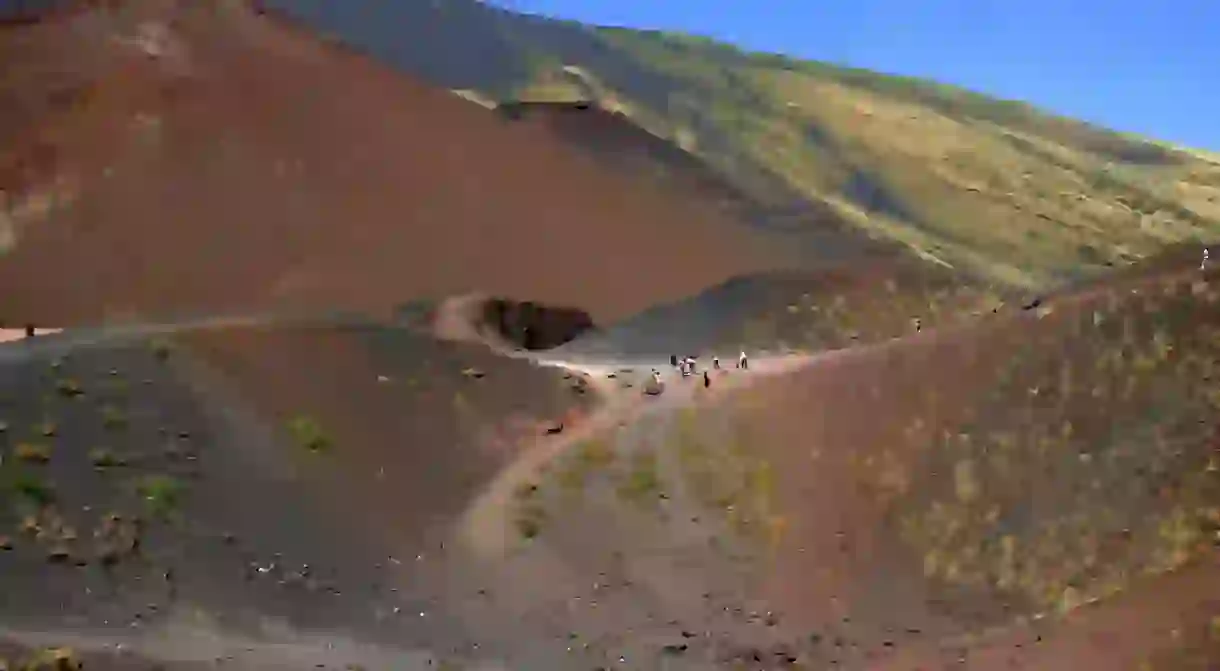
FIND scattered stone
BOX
[20,515,41,536]
[46,545,72,563]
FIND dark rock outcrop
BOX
[480,298,595,351]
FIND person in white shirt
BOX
[1202,248,1210,271]
[738,350,748,370]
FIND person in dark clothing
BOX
[24,324,34,338]
[703,371,710,388]
[670,354,678,368]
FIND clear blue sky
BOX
[493,0,1218,151]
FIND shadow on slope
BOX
[494,100,898,264]
[553,256,1013,361]
[0,0,775,325]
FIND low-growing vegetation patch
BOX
[13,442,51,464]
[99,403,128,430]
[54,377,84,398]
[897,277,1220,618]
[514,504,547,540]
[285,414,333,453]
[671,411,782,542]
[615,451,663,506]
[553,438,616,493]
[134,474,185,521]
[149,337,173,361]
[8,470,55,509]
[88,447,125,469]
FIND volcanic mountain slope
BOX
[0,0,782,326]
[0,252,1216,669]
[492,100,900,265]
[0,319,595,668]
[552,256,1021,360]
[267,0,1220,288]
[543,248,1219,668]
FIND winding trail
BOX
[453,352,814,558]
[1,260,1211,669]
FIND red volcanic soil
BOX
[0,0,779,326]
[664,252,1220,666]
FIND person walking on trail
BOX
[686,356,697,375]
[1202,248,1210,272]
[652,369,662,386]
[703,371,711,389]
[712,356,720,370]
[738,350,748,370]
[670,354,678,368]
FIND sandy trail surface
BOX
[454,352,813,558]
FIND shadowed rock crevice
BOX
[479,297,595,350]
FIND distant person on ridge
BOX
[738,350,748,370]
[1202,248,1210,271]
[703,371,711,389]
[670,354,678,368]
[712,356,721,370]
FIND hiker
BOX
[738,350,748,370]
[712,356,720,370]
[686,356,697,375]
[703,371,710,389]
[670,354,678,368]
[1202,248,1210,271]
[24,324,34,338]
[652,369,662,386]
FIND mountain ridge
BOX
[263,0,1220,289]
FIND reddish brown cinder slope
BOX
[0,0,780,325]
[689,252,1220,667]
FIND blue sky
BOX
[493,0,1218,151]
